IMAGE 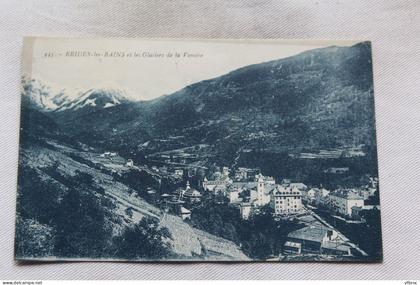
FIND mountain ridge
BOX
[22,78,134,113]
[23,42,376,167]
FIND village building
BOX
[222,166,230,177]
[357,188,371,200]
[286,226,334,254]
[180,207,191,220]
[319,187,330,197]
[164,197,192,220]
[255,174,276,185]
[285,226,350,256]
[126,159,134,167]
[360,177,379,197]
[314,187,330,206]
[329,190,364,216]
[162,188,195,220]
[281,178,292,184]
[100,151,110,158]
[321,241,352,256]
[174,169,184,177]
[304,188,318,201]
[239,202,252,220]
[227,188,241,204]
[100,151,118,158]
[160,193,171,201]
[359,178,379,198]
[165,199,185,214]
[323,167,350,174]
[229,175,275,206]
[146,189,157,204]
[369,177,379,188]
[225,174,275,202]
[217,174,276,219]
[367,186,378,196]
[289,182,307,191]
[234,168,247,181]
[202,175,232,193]
[159,166,168,173]
[184,186,202,203]
[173,187,186,201]
[255,174,272,206]
[174,181,202,203]
[283,241,302,254]
[270,184,303,216]
[235,167,261,181]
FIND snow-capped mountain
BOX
[22,78,132,112]
[54,88,131,112]
[21,78,72,111]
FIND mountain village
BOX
[17,42,381,261]
[96,149,380,259]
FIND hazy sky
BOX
[24,38,358,101]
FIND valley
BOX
[15,41,381,261]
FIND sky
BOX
[23,38,359,101]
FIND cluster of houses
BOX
[113,155,378,258]
[154,164,379,258]
[100,151,118,158]
[301,177,379,221]
[160,181,202,220]
[283,177,379,257]
[124,157,190,180]
[203,168,306,220]
[205,167,374,223]
[104,152,380,226]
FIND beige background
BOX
[1,0,419,280]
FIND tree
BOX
[189,196,303,260]
[15,218,55,258]
[115,217,172,260]
[17,166,62,225]
[53,187,112,258]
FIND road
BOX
[304,206,368,256]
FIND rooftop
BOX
[184,188,201,197]
[288,226,330,243]
[321,241,350,253]
[180,207,191,214]
[272,185,302,196]
[289,183,307,189]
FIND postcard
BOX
[15,37,382,262]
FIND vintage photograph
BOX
[15,38,382,262]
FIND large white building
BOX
[329,190,364,216]
[270,184,304,215]
[203,170,308,218]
